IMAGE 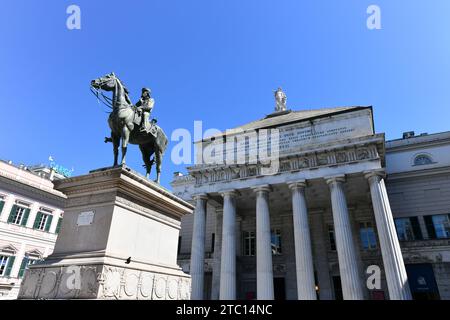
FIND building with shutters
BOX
[385,131,450,300]
[171,102,450,300]
[0,160,66,299]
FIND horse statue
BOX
[90,72,168,183]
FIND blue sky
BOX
[1,1,450,188]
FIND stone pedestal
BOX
[18,166,193,300]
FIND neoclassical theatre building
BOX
[171,100,450,300]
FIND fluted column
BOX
[364,170,412,300]
[253,185,274,300]
[190,194,208,300]
[325,175,364,300]
[219,190,238,300]
[211,209,223,300]
[288,181,317,300]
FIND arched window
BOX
[414,154,433,166]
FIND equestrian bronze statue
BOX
[90,72,168,183]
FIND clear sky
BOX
[1,0,450,188]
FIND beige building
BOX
[0,160,66,299]
[172,105,450,300]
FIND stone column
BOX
[211,209,223,300]
[190,194,208,300]
[252,185,274,300]
[364,170,412,300]
[219,190,238,300]
[288,181,317,300]
[310,210,333,300]
[325,175,364,300]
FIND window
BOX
[8,205,30,226]
[271,229,282,255]
[328,226,336,251]
[359,222,377,250]
[33,212,53,231]
[55,217,63,234]
[395,217,423,241]
[0,255,15,277]
[0,255,9,276]
[414,154,433,166]
[0,196,5,216]
[18,256,37,278]
[37,214,49,230]
[211,233,215,253]
[424,214,450,239]
[243,231,256,256]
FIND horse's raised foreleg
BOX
[121,126,130,165]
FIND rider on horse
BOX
[135,87,154,132]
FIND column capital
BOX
[324,174,346,186]
[193,193,208,201]
[288,180,307,190]
[251,184,272,194]
[363,169,386,181]
[220,189,240,198]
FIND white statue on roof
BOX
[274,87,287,112]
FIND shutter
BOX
[4,256,15,277]
[410,217,423,240]
[55,217,62,234]
[45,214,53,232]
[7,205,17,223]
[33,212,42,229]
[424,215,437,239]
[18,257,28,278]
[21,208,31,226]
[0,201,5,216]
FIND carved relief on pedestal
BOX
[139,273,154,299]
[37,270,59,299]
[19,268,42,299]
[153,276,167,300]
[101,266,122,298]
[122,269,140,299]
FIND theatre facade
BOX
[171,103,450,300]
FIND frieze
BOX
[190,144,380,186]
[18,264,191,300]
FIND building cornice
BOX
[386,165,450,181]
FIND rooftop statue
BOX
[274,87,287,112]
[90,72,168,183]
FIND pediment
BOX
[0,244,18,255]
